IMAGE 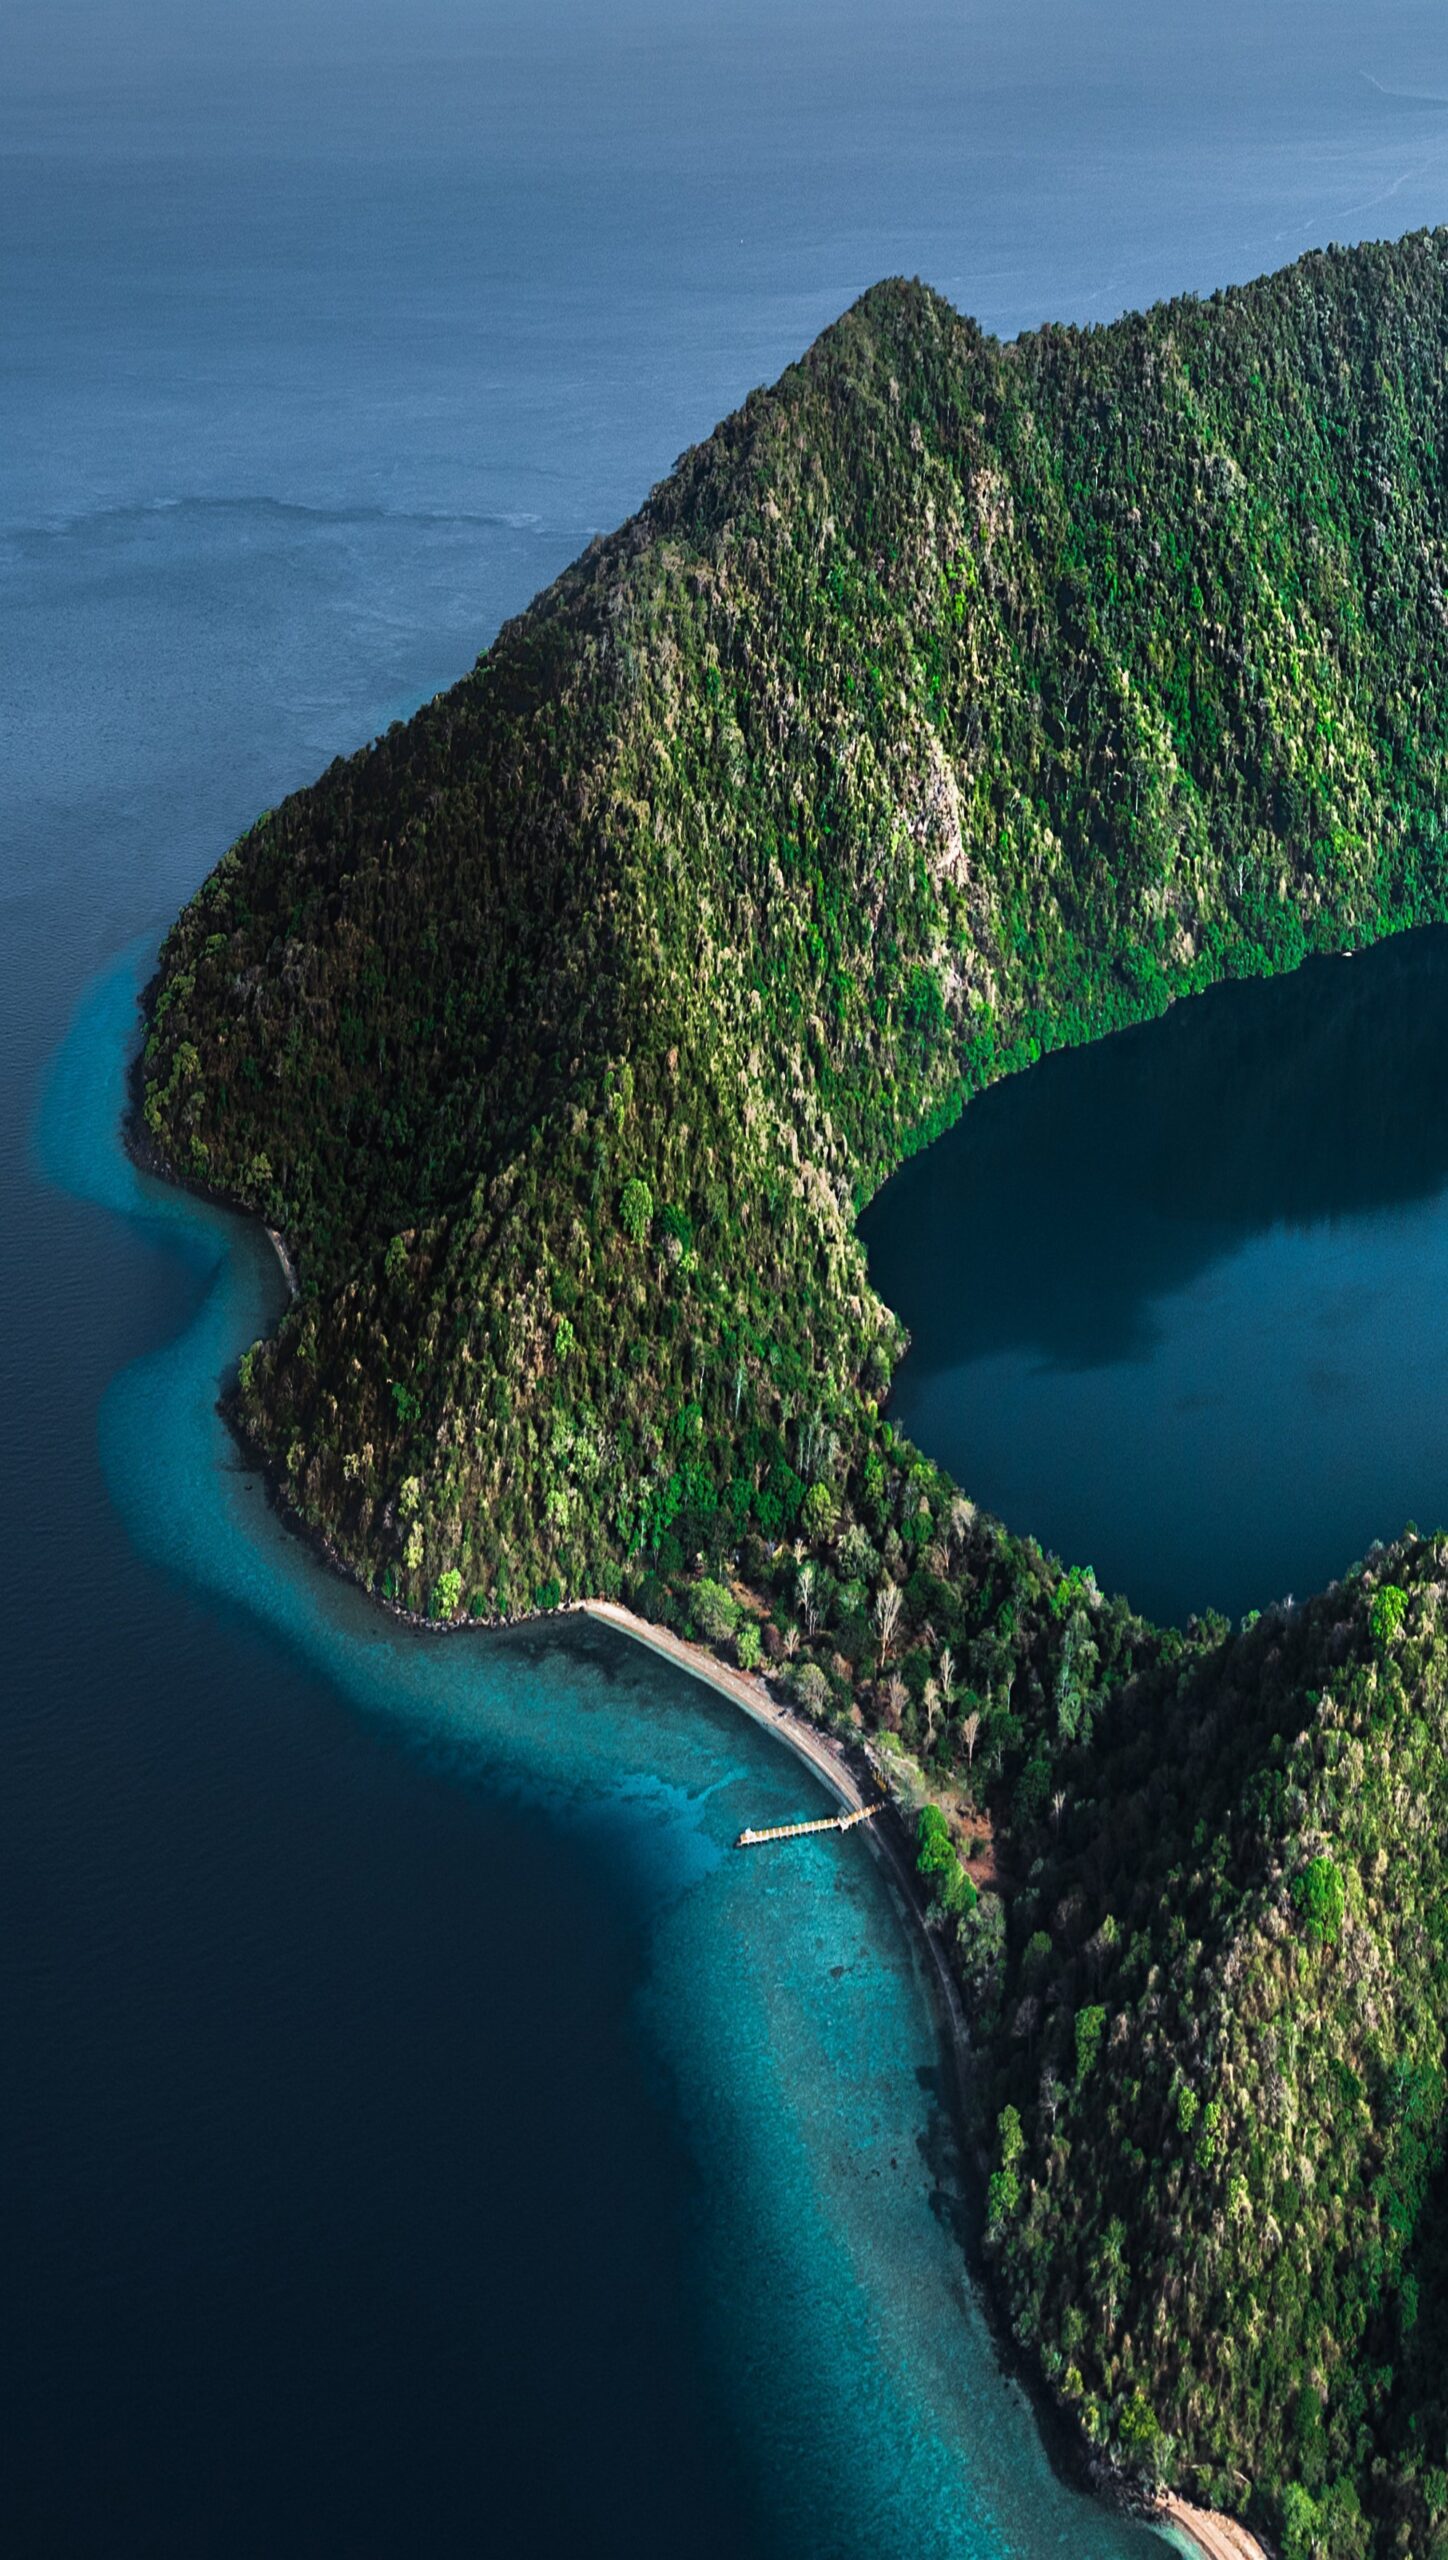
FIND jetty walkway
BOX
[736,1805,881,1849]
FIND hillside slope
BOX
[142,230,1448,2553]
[987,1534,1448,2560]
[144,231,1448,1618]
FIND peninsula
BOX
[141,231,1448,2558]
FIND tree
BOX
[619,1177,653,1244]
[837,1522,878,1580]
[916,1803,955,1879]
[792,1661,830,1718]
[1370,1581,1408,1655]
[431,1566,463,1618]
[1074,2003,1107,2084]
[938,1861,977,1922]
[1091,2216,1127,2333]
[692,1577,739,1644]
[1117,2391,1159,2459]
[796,1559,821,1636]
[1293,1852,1346,1948]
[1280,2485,1321,2560]
[987,2163,1020,2231]
[873,1577,902,1668]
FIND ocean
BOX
[7,2,1447,2548]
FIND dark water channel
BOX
[863,931,1448,1627]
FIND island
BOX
[140,229,1448,2560]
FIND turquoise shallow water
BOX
[37,945,1174,2559]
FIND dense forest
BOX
[142,230,1448,2554]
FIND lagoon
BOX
[862,934,1448,1629]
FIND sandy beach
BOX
[1154,2496,1269,2560]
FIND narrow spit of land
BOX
[569,1601,1269,2560]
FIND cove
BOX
[862,928,1448,1629]
[27,941,1178,2558]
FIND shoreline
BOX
[266,1226,299,1299]
[569,1599,978,2099]
[570,1600,868,1814]
[119,1076,1266,2560]
[568,1602,1268,2560]
[1154,2496,1270,2560]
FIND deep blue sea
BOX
[8,3,1448,2551]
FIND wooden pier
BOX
[735,1805,881,1849]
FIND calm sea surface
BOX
[7,2,1448,2550]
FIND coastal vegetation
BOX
[141,228,1448,2554]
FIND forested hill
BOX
[144,228,1448,2552]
